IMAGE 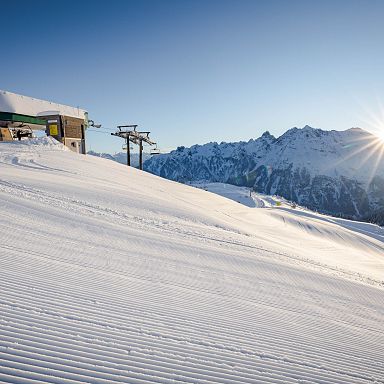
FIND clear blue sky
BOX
[2,0,384,153]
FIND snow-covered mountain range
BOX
[144,126,384,222]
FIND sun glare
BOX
[326,102,384,186]
[376,130,384,143]
[359,101,384,144]
[369,125,384,145]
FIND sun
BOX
[327,103,384,185]
[360,103,384,144]
[375,130,384,143]
[369,124,384,145]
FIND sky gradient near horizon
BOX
[2,0,384,153]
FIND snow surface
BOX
[88,150,152,168]
[0,137,384,383]
[191,182,384,279]
[190,182,290,208]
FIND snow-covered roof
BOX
[0,89,87,119]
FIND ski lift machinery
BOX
[111,124,157,169]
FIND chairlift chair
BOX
[12,125,33,141]
[150,144,160,155]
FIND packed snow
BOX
[0,137,383,383]
[88,150,151,168]
[190,182,292,208]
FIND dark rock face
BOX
[363,208,384,226]
[144,126,384,223]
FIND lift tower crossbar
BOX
[111,125,156,170]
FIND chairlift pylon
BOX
[112,124,156,169]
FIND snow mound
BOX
[0,136,68,152]
[192,182,384,279]
[0,140,383,383]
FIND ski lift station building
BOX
[0,90,88,154]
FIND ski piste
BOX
[0,137,383,383]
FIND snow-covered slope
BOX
[192,182,384,262]
[1,138,384,383]
[190,182,293,208]
[144,126,384,221]
[88,150,151,168]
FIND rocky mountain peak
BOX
[144,126,384,222]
